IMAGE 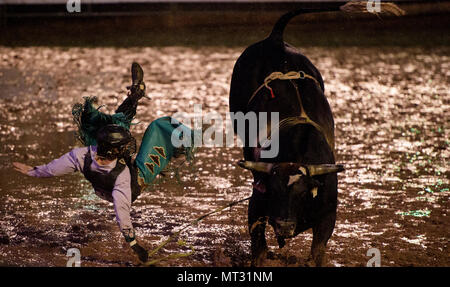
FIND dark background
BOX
[1,0,449,47]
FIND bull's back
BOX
[284,45,335,151]
[229,39,275,114]
[229,40,335,151]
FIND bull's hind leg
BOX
[248,195,269,267]
[308,211,336,267]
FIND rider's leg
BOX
[72,62,146,146]
[115,62,146,121]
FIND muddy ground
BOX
[0,34,449,266]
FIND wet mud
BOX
[0,46,448,266]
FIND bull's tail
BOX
[269,8,333,43]
[269,1,405,44]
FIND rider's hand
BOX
[131,242,148,263]
[13,162,33,175]
[123,229,148,263]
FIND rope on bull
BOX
[248,70,322,106]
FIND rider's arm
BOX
[111,171,133,233]
[26,147,86,177]
[112,169,148,262]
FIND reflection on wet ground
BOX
[0,46,448,266]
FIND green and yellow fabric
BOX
[135,116,194,187]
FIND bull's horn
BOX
[306,164,345,176]
[237,160,273,173]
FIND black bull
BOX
[229,8,345,267]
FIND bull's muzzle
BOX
[274,219,296,238]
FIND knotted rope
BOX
[248,70,334,153]
[248,71,322,106]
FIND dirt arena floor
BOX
[0,19,448,266]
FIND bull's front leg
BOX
[248,193,269,267]
[307,211,336,267]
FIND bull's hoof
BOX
[302,255,315,267]
[251,247,268,267]
[304,260,315,267]
[302,254,326,267]
[276,236,286,248]
[287,255,297,265]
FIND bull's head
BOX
[238,160,344,238]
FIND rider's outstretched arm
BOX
[13,147,85,177]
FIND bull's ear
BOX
[236,160,273,173]
[306,164,345,176]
